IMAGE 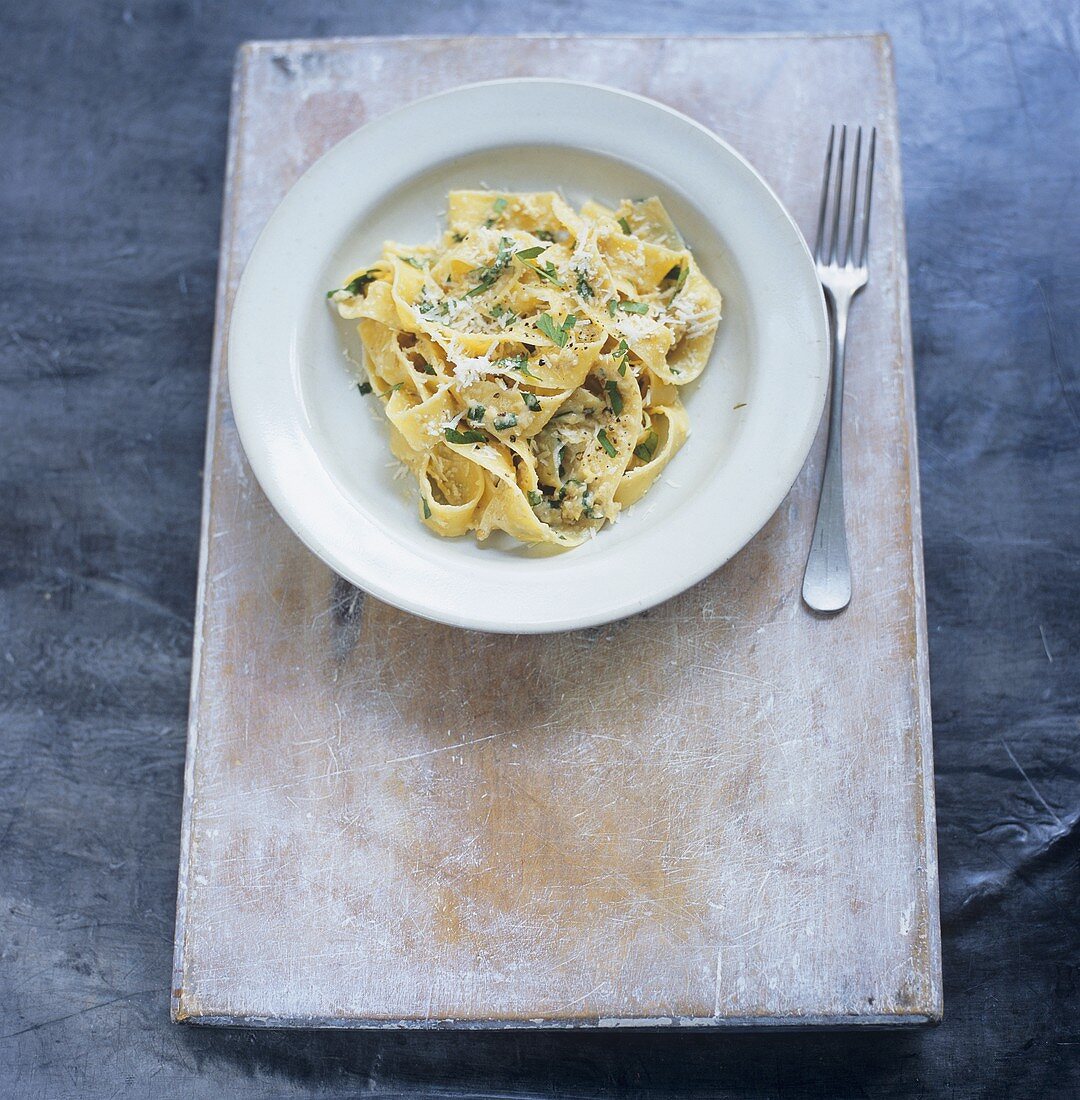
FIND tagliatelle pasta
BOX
[327,191,722,547]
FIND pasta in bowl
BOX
[329,191,722,548]
[228,79,829,632]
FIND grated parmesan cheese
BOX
[615,310,656,341]
[668,293,721,340]
[444,340,494,388]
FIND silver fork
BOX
[802,124,876,613]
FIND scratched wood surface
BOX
[171,34,941,1028]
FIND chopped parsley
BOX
[597,428,617,457]
[634,430,659,463]
[328,270,378,298]
[616,300,649,314]
[614,338,630,376]
[556,447,569,479]
[534,229,556,242]
[605,380,623,416]
[357,381,372,396]
[534,260,563,286]
[514,245,564,287]
[416,361,436,376]
[576,271,595,299]
[676,264,689,291]
[463,236,515,297]
[402,256,425,269]
[522,392,541,412]
[493,353,538,378]
[466,404,486,421]
[528,490,544,507]
[422,498,432,519]
[445,427,486,445]
[493,412,518,431]
[618,216,632,235]
[417,293,450,318]
[451,231,465,243]
[536,312,577,348]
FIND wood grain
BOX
[171,34,941,1028]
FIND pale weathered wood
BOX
[172,34,941,1028]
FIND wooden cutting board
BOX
[172,34,941,1028]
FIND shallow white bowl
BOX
[228,80,828,633]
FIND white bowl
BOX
[228,80,828,633]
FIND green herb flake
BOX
[534,229,556,242]
[536,313,578,347]
[492,197,508,214]
[576,271,594,299]
[522,392,541,412]
[528,490,543,507]
[416,292,450,318]
[615,339,630,376]
[597,428,618,458]
[357,381,373,396]
[494,353,538,378]
[607,299,618,317]
[538,261,562,285]
[515,246,564,287]
[464,236,515,297]
[618,216,632,235]
[451,231,465,243]
[345,272,376,295]
[402,256,425,269]
[617,300,649,315]
[634,430,659,463]
[493,412,519,431]
[466,404,486,421]
[445,427,487,445]
[333,271,377,297]
[536,313,563,346]
[605,380,623,416]
[416,361,437,376]
[733,402,747,410]
[676,264,689,291]
[422,498,432,519]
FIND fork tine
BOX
[843,128,862,265]
[858,127,877,267]
[813,125,835,262]
[828,125,846,264]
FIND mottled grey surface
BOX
[1,1,1077,1098]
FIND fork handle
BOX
[802,292,852,612]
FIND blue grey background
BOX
[2,1,1078,1096]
